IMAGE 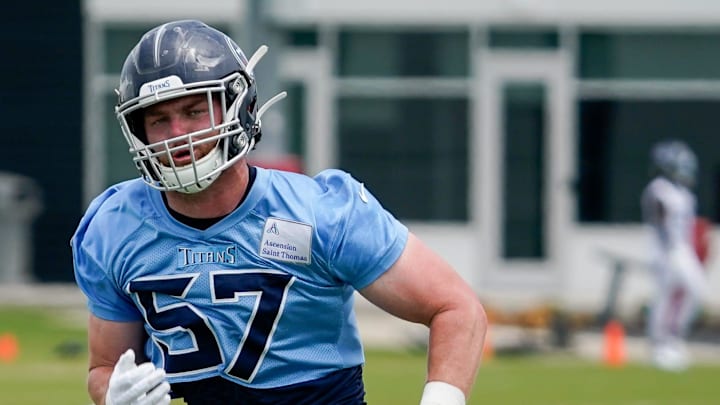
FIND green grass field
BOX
[1,307,719,404]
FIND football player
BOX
[641,140,708,371]
[72,20,486,404]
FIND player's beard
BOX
[157,137,219,168]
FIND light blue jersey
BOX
[72,167,408,389]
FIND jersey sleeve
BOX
[71,186,143,322]
[313,170,408,290]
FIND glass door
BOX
[475,50,573,296]
[276,48,334,175]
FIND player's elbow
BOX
[467,295,488,341]
[438,291,487,339]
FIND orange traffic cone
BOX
[603,320,626,367]
[0,333,19,363]
[482,326,494,361]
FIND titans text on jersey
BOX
[177,246,238,267]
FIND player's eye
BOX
[147,116,167,127]
[187,107,209,117]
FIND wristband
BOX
[419,381,465,405]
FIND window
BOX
[284,82,306,158]
[338,30,468,77]
[503,84,546,258]
[285,28,318,47]
[338,97,469,220]
[579,31,720,79]
[577,99,720,222]
[489,27,559,49]
[104,94,137,184]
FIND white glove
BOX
[105,349,171,405]
[419,381,465,405]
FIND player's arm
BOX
[642,190,672,248]
[359,232,487,404]
[87,314,170,405]
[652,199,667,229]
[641,187,666,226]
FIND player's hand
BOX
[105,349,171,405]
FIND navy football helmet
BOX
[651,140,698,187]
[116,20,285,193]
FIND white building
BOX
[83,0,720,320]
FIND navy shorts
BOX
[171,365,367,404]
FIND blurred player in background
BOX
[641,140,708,371]
[71,20,486,405]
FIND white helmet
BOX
[651,140,698,188]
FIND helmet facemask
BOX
[114,20,286,194]
[118,73,255,194]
